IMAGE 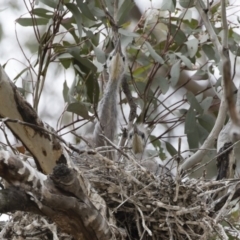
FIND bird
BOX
[127,124,173,177]
[93,36,126,159]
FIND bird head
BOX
[107,37,126,81]
[128,124,147,154]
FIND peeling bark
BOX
[0,66,65,174]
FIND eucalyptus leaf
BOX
[175,53,192,69]
[94,47,106,64]
[13,67,29,81]
[185,107,196,134]
[160,0,176,12]
[144,42,164,64]
[196,123,208,144]
[187,132,199,151]
[200,97,213,113]
[67,102,91,119]
[118,28,139,37]
[31,8,53,18]
[170,24,187,45]
[118,1,135,25]
[165,141,177,156]
[202,44,219,62]
[149,136,167,160]
[185,106,199,151]
[39,0,63,10]
[65,3,82,39]
[59,57,72,67]
[198,114,215,132]
[68,47,97,72]
[133,65,151,77]
[85,73,99,105]
[170,60,180,87]
[61,22,79,43]
[76,0,96,21]
[16,18,49,26]
[185,38,198,58]
[63,81,69,103]
[186,92,203,114]
[158,76,169,94]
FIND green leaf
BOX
[16,18,49,26]
[85,73,99,105]
[229,39,240,56]
[89,5,105,18]
[59,58,72,69]
[39,0,63,10]
[170,60,180,87]
[118,28,139,37]
[118,1,135,25]
[153,76,169,95]
[175,53,192,69]
[31,8,53,18]
[165,141,178,156]
[160,0,176,12]
[196,123,208,144]
[185,107,196,134]
[68,47,97,72]
[185,108,199,150]
[202,44,219,62]
[67,102,91,119]
[93,47,106,64]
[185,38,198,58]
[63,81,69,103]
[144,42,164,64]
[76,0,96,21]
[200,97,213,113]
[149,136,167,160]
[65,3,82,39]
[198,114,215,133]
[133,65,151,77]
[61,22,79,43]
[13,67,29,81]
[186,92,203,114]
[187,132,199,150]
[170,24,187,45]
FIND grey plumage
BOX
[93,38,126,157]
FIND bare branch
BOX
[180,0,228,171]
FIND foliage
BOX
[2,0,240,238]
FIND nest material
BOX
[0,212,73,240]
[74,151,239,240]
[0,150,239,240]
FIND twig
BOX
[180,0,227,171]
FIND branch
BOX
[0,187,41,214]
[180,0,228,171]
[0,65,65,174]
[0,150,114,240]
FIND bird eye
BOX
[141,133,145,139]
[122,56,125,62]
[129,133,132,139]
[103,63,107,69]
[109,56,112,61]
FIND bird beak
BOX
[113,37,122,56]
[133,125,138,134]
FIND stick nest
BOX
[74,151,239,240]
